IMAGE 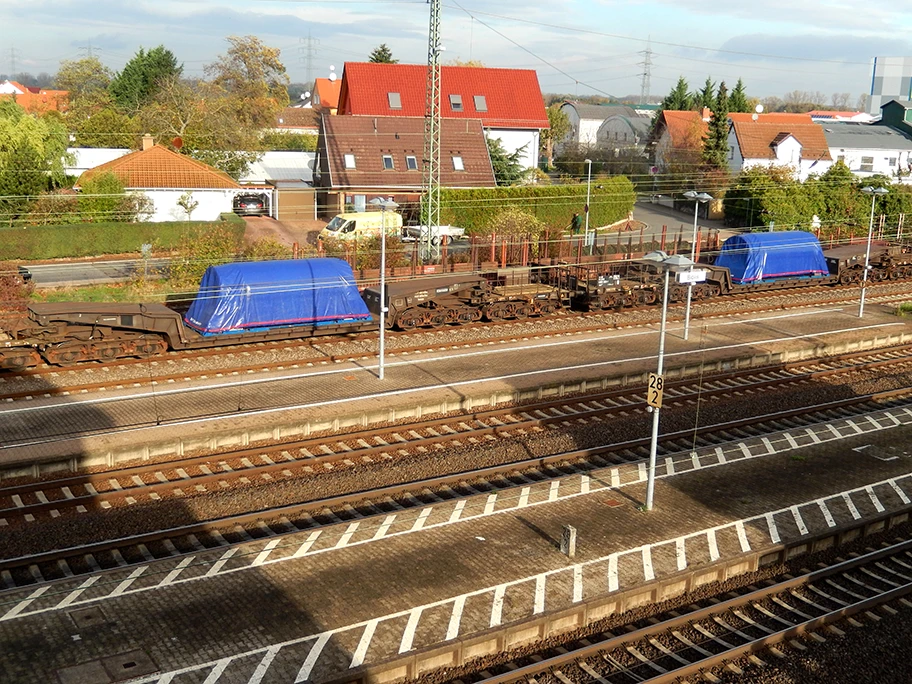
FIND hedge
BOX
[438,177,636,234]
[0,214,246,261]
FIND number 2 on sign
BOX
[647,372,664,409]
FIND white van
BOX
[320,211,404,240]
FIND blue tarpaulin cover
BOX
[184,258,371,335]
[715,231,828,284]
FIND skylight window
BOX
[406,155,418,170]
[473,95,487,112]
[452,156,465,171]
[388,92,402,110]
[382,154,394,170]
[449,94,463,112]
[344,154,356,169]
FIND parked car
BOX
[17,266,31,283]
[233,193,269,217]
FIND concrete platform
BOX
[1,300,911,474]
[2,400,912,683]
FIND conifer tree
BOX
[661,76,692,111]
[698,77,714,110]
[702,81,730,170]
[368,44,398,64]
[730,78,750,113]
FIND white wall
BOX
[727,129,834,181]
[830,146,912,179]
[134,188,263,222]
[484,128,540,169]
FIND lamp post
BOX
[681,190,713,341]
[369,197,399,379]
[645,265,670,511]
[584,158,593,255]
[859,186,888,318]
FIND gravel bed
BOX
[2,281,908,395]
[4,364,912,562]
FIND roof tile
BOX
[78,145,240,189]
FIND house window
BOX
[382,154,394,170]
[388,92,402,110]
[860,156,874,172]
[452,156,465,171]
[449,94,463,112]
[889,157,898,166]
[344,153,356,169]
[473,95,487,112]
[406,155,418,170]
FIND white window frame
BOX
[473,95,487,112]
[344,153,356,169]
[406,155,418,170]
[452,156,465,171]
[449,94,463,112]
[382,154,394,170]
[388,92,402,110]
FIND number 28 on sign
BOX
[647,372,664,409]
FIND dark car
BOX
[233,192,269,217]
[17,266,32,283]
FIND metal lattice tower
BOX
[422,0,442,235]
[639,40,653,104]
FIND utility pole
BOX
[301,32,318,88]
[9,47,20,76]
[638,39,653,104]
[79,42,96,58]
[423,0,442,252]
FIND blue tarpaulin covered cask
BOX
[184,258,371,335]
[715,231,828,284]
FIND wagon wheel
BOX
[1,351,41,370]
[134,339,167,358]
[840,269,861,285]
[669,285,688,302]
[485,304,509,321]
[396,310,422,330]
[95,345,121,361]
[455,309,476,324]
[513,304,531,319]
[429,310,449,328]
[45,346,85,366]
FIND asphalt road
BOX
[26,258,171,287]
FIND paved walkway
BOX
[2,403,912,683]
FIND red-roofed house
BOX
[727,113,833,180]
[312,76,341,113]
[337,62,549,169]
[653,109,710,174]
[77,135,250,222]
[0,80,68,113]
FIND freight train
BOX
[1,232,910,370]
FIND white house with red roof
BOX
[336,62,549,169]
[727,113,833,180]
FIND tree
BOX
[55,56,112,100]
[540,104,570,169]
[368,44,398,64]
[702,81,729,171]
[661,77,693,111]
[487,137,526,186]
[205,35,289,126]
[72,108,138,148]
[697,77,714,110]
[729,78,750,113]
[110,45,183,112]
[77,171,152,223]
[177,191,199,220]
[486,207,546,237]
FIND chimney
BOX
[141,134,154,151]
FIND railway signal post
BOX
[370,198,399,379]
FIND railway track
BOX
[461,537,912,684]
[3,346,912,527]
[2,280,908,402]
[2,369,911,590]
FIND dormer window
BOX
[388,92,402,110]
[452,156,464,171]
[344,153,356,169]
[473,95,487,112]
[449,94,463,112]
[382,154,394,170]
[406,155,418,170]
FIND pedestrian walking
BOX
[570,212,582,235]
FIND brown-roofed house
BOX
[0,80,68,113]
[77,135,248,222]
[274,106,320,135]
[653,109,710,175]
[728,113,832,180]
[315,115,495,217]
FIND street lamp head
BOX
[861,186,889,196]
[584,158,592,164]
[370,197,399,210]
[683,190,713,202]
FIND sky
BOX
[1,0,911,104]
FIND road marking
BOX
[446,596,466,640]
[549,481,560,502]
[449,500,466,521]
[735,520,751,552]
[766,513,780,544]
[351,619,378,667]
[110,566,147,597]
[739,443,752,459]
[484,494,497,515]
[202,658,231,684]
[791,506,809,535]
[580,474,590,495]
[247,646,280,684]
[490,585,506,627]
[399,607,423,653]
[517,487,530,508]
[254,539,282,563]
[806,428,822,444]
[691,453,701,470]
[890,480,911,505]
[866,486,885,513]
[843,493,862,520]
[411,508,433,531]
[159,557,195,586]
[675,538,687,571]
[715,446,726,464]
[784,433,799,449]
[845,419,863,434]
[665,457,675,476]
[373,515,396,540]
[293,530,323,558]
[611,469,620,487]
[761,437,776,454]
[707,529,719,562]
[295,633,330,683]
[818,500,836,527]
[638,463,646,482]
[57,577,99,608]
[534,574,546,614]
[642,547,654,581]
[608,554,619,592]
[573,565,583,603]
